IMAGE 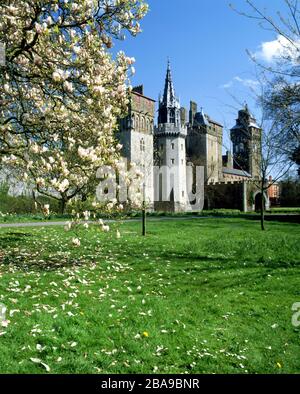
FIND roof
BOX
[231,120,260,131]
[249,120,260,128]
[207,117,223,127]
[194,109,209,126]
[194,109,223,128]
[222,167,252,177]
[132,90,156,103]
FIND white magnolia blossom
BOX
[64,222,72,231]
[43,204,50,216]
[83,211,91,221]
[72,237,81,247]
[102,225,110,232]
[0,0,148,210]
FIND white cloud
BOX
[233,76,260,89]
[220,81,233,89]
[220,76,259,90]
[254,34,300,63]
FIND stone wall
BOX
[204,181,269,212]
[205,182,245,211]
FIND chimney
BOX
[223,151,233,168]
[189,101,197,125]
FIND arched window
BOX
[140,138,145,152]
[136,116,140,130]
[170,109,175,124]
[131,115,135,130]
[149,120,154,134]
[141,116,145,131]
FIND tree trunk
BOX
[142,182,146,236]
[142,206,146,236]
[260,189,265,231]
[60,199,66,215]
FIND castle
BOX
[118,62,268,212]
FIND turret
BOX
[230,104,262,179]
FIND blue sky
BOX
[114,0,286,149]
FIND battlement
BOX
[155,123,187,137]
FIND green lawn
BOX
[1,208,300,224]
[0,218,299,374]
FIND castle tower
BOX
[118,85,155,208]
[154,61,188,212]
[186,103,223,184]
[230,104,262,180]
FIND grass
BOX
[1,207,300,224]
[268,207,300,214]
[0,217,299,374]
[0,213,71,223]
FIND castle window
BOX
[136,116,140,130]
[182,191,185,197]
[171,158,175,165]
[141,117,145,131]
[170,109,175,124]
[171,143,175,150]
[160,144,164,151]
[181,144,184,151]
[140,138,145,152]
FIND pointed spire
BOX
[162,59,176,106]
[158,60,181,126]
[244,101,249,113]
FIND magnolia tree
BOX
[0,0,148,214]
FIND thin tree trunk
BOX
[260,186,265,231]
[142,183,146,236]
[142,206,146,236]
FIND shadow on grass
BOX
[0,253,87,271]
[0,232,32,243]
[243,214,300,224]
[159,251,300,271]
[175,260,300,293]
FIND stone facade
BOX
[230,105,262,180]
[154,62,188,212]
[118,63,265,212]
[117,86,155,208]
[186,102,223,184]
